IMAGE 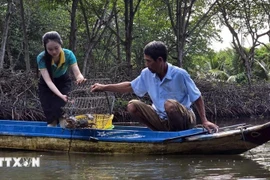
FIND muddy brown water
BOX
[0,147,270,180]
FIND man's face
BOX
[144,54,160,73]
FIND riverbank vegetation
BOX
[0,0,270,123]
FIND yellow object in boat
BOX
[74,114,114,130]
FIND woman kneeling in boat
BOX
[37,31,85,127]
[91,41,218,133]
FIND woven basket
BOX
[62,78,115,130]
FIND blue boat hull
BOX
[0,120,270,155]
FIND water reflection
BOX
[0,145,270,180]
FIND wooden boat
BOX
[0,119,270,155]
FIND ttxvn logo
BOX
[0,157,40,167]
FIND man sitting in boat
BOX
[91,41,219,133]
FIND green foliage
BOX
[131,0,174,67]
[253,45,270,80]
[38,0,71,10]
[0,2,7,28]
[114,98,129,109]
[190,43,270,83]
[0,0,270,85]
[4,0,70,70]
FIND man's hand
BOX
[91,83,105,92]
[202,121,219,133]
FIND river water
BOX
[1,119,270,179]
[0,143,270,179]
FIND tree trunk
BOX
[124,0,141,75]
[80,0,116,76]
[165,0,217,67]
[69,0,79,53]
[114,5,121,65]
[20,0,30,72]
[124,0,131,67]
[82,43,94,76]
[165,0,194,67]
[0,0,13,70]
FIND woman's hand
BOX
[70,63,86,84]
[75,74,86,84]
[60,94,68,102]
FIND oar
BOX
[163,123,249,143]
[163,130,208,143]
[219,123,248,131]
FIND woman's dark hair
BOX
[143,41,168,62]
[42,31,63,80]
